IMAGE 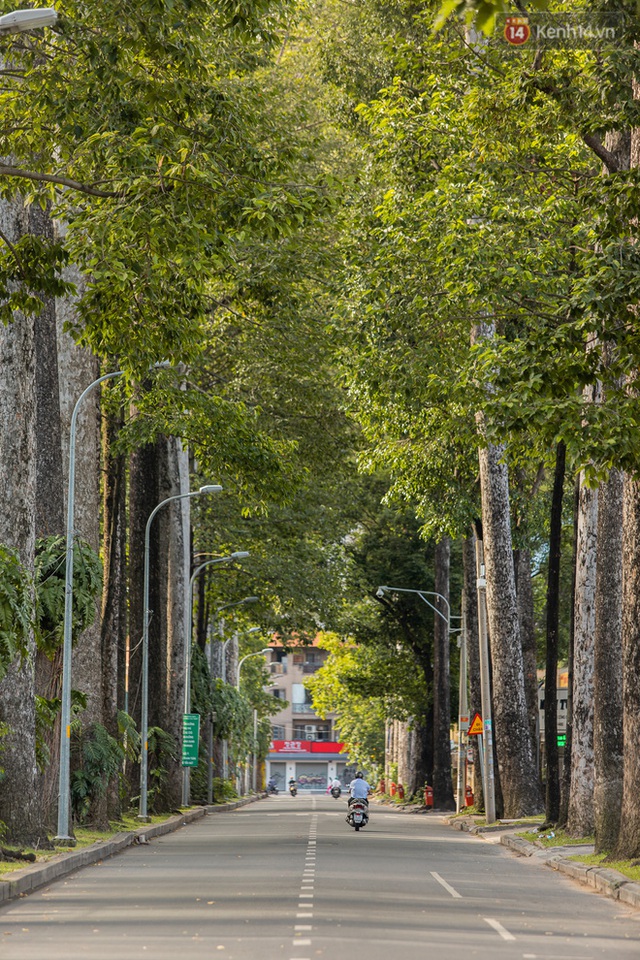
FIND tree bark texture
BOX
[559,476,580,828]
[463,532,483,809]
[432,538,455,809]
[128,440,159,729]
[101,402,128,819]
[545,440,566,824]
[156,436,191,809]
[477,434,542,816]
[593,467,623,853]
[567,470,598,837]
[0,195,45,844]
[615,474,640,859]
[516,547,538,758]
[55,250,102,727]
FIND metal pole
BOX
[55,370,124,843]
[139,486,221,821]
[475,540,497,824]
[456,612,468,813]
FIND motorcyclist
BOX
[288,777,297,793]
[348,771,371,806]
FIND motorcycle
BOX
[346,798,369,831]
[330,785,342,799]
[289,782,297,797]
[267,782,278,795]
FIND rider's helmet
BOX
[355,771,364,779]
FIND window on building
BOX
[271,725,285,739]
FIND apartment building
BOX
[265,639,353,791]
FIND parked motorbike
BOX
[346,798,368,831]
[289,781,297,797]
[267,782,278,795]
[330,785,342,799]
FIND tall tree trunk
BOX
[516,547,538,758]
[432,538,454,809]
[156,436,191,809]
[128,440,159,730]
[55,251,102,727]
[558,476,580,828]
[0,197,46,845]
[463,531,483,809]
[31,202,65,828]
[101,400,128,819]
[477,437,542,816]
[593,467,623,853]
[615,473,640,858]
[567,467,598,837]
[545,440,566,824]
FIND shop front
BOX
[266,739,348,792]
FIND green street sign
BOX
[182,713,200,767]
[557,733,567,748]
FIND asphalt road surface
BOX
[1,794,639,959]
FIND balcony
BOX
[291,702,318,716]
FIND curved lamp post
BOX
[375,584,474,815]
[181,552,250,806]
[236,646,270,794]
[55,370,124,842]
[138,484,222,820]
[236,647,270,691]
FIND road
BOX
[1,794,638,959]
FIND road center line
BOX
[430,871,462,899]
[484,918,516,941]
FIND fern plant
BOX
[0,544,32,679]
[69,720,124,824]
[34,535,102,658]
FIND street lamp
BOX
[237,646,270,690]
[55,369,124,843]
[0,8,57,34]
[181,552,250,806]
[375,584,470,812]
[138,484,222,820]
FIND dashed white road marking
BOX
[294,925,312,931]
[484,918,516,941]
[430,871,462,899]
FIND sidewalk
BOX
[448,814,640,910]
[0,795,264,906]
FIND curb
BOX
[499,833,640,911]
[0,794,265,906]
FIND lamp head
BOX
[199,484,223,494]
[231,551,250,560]
[246,626,260,634]
[242,596,259,605]
[0,8,57,34]
[376,586,386,599]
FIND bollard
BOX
[397,783,405,800]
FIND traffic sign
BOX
[468,712,484,736]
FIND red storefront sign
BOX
[269,740,345,754]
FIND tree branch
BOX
[0,165,118,198]
[581,133,621,173]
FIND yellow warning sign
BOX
[468,712,483,736]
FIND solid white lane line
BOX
[484,918,516,941]
[430,871,462,899]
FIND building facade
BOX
[265,640,353,791]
